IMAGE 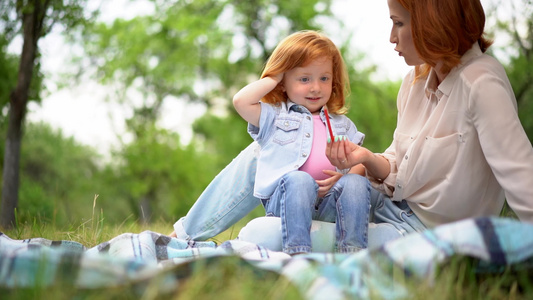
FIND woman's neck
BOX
[434,61,448,84]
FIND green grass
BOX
[0,214,303,300]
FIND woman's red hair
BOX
[260,30,350,115]
[397,0,493,79]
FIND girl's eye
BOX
[300,77,310,83]
[321,76,330,82]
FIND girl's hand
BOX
[270,72,284,84]
[316,169,342,198]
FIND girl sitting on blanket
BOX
[232,30,371,255]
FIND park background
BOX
[0,0,531,230]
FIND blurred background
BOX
[0,0,531,228]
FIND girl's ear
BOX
[280,81,286,92]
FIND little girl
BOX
[233,30,371,255]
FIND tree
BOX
[0,0,90,229]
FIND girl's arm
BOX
[233,74,283,127]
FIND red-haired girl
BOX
[233,30,371,255]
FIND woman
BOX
[172,0,533,249]
[326,0,533,233]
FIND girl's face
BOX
[282,57,333,115]
[388,0,424,66]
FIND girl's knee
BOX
[338,174,370,192]
[282,171,316,189]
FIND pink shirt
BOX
[369,43,533,227]
[299,115,335,180]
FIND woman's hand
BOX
[326,137,370,170]
[316,170,343,198]
[326,136,391,181]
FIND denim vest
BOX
[248,101,365,199]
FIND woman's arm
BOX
[233,75,283,127]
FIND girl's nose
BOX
[311,80,320,92]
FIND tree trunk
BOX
[0,0,45,229]
[0,102,24,228]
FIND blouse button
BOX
[305,133,311,138]
[284,121,289,127]
[302,153,308,157]
[405,155,408,160]
[306,116,311,120]
[397,184,402,189]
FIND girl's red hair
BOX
[398,0,493,79]
[260,30,349,114]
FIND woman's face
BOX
[388,0,424,66]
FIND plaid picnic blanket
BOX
[1,217,532,299]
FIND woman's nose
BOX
[389,29,397,44]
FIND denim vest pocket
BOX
[334,123,348,136]
[273,117,301,145]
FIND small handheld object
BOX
[324,107,335,140]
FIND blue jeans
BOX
[174,142,426,249]
[238,188,426,251]
[173,142,261,240]
[263,171,371,254]
[367,188,427,247]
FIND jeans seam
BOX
[199,187,257,232]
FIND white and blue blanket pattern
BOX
[1,217,532,299]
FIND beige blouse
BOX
[370,43,533,228]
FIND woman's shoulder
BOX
[460,53,508,84]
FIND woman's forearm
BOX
[362,151,390,181]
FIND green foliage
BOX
[0,0,93,115]
[492,3,533,142]
[509,53,533,143]
[344,54,400,152]
[101,126,219,223]
[0,36,18,125]
[18,122,101,225]
[192,110,253,170]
